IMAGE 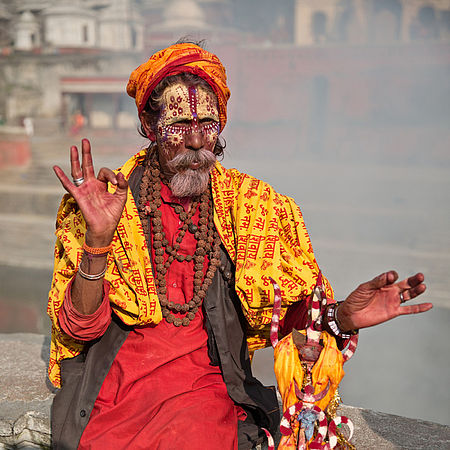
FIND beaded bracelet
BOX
[82,242,112,255]
[326,303,358,339]
[78,264,107,281]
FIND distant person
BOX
[48,41,432,449]
[70,110,85,136]
[23,117,34,136]
[60,99,68,132]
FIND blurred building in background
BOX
[0,0,144,133]
[0,0,449,164]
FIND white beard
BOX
[167,149,216,198]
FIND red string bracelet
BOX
[82,242,112,255]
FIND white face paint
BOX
[155,82,220,197]
[156,82,220,159]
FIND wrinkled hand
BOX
[53,138,128,247]
[338,271,432,331]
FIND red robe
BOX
[60,184,240,449]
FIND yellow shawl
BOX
[47,149,333,387]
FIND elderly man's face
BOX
[147,82,220,197]
[157,82,220,158]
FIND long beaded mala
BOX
[137,151,222,327]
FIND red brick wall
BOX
[0,133,31,170]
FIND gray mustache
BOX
[167,149,216,171]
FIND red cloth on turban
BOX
[127,43,231,132]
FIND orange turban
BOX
[127,43,231,132]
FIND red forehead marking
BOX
[188,86,198,123]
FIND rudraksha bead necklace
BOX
[138,152,221,327]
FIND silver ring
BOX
[399,292,406,304]
[73,177,85,186]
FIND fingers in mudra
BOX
[399,286,426,304]
[396,272,426,302]
[395,272,431,315]
[98,167,120,186]
[52,139,128,214]
[369,271,427,304]
[80,138,95,177]
[384,270,398,285]
[365,270,397,291]
[70,145,82,181]
[69,139,95,182]
[398,298,432,315]
[53,139,95,193]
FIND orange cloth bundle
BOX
[275,331,344,414]
[127,43,231,132]
[274,331,344,449]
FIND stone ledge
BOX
[333,405,450,449]
[0,334,55,449]
[1,333,449,449]
[0,410,52,449]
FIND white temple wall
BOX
[37,66,62,118]
[294,0,450,46]
[99,21,131,50]
[45,16,96,47]
[14,12,40,51]
[294,0,339,45]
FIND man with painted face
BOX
[48,42,431,449]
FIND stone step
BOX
[32,117,62,136]
[0,214,55,270]
[0,185,62,217]
[0,264,52,334]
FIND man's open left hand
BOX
[338,271,432,331]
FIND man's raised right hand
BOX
[53,138,128,248]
